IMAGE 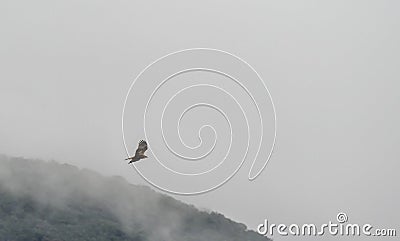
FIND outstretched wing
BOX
[135,140,148,156]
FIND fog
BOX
[1,1,399,241]
[0,155,268,240]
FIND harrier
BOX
[125,140,148,163]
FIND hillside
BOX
[0,155,269,241]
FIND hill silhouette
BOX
[0,155,269,241]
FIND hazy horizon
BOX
[1,1,399,240]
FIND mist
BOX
[0,154,268,241]
[1,1,399,240]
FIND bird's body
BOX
[125,140,148,163]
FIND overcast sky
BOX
[1,1,399,240]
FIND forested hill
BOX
[0,155,269,241]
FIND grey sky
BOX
[1,1,399,240]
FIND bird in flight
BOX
[125,140,148,163]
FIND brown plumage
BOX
[125,140,148,163]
